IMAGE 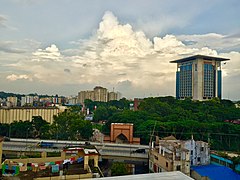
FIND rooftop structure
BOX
[170,55,229,101]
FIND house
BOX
[149,136,210,176]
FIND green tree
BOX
[32,116,50,138]
[93,106,109,122]
[111,162,129,176]
[10,120,33,138]
[52,110,93,140]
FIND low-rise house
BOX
[149,136,210,176]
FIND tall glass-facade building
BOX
[171,55,229,101]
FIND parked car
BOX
[3,136,10,141]
[131,148,146,154]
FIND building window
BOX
[176,165,181,171]
[195,64,198,71]
[166,162,168,168]
[198,157,201,162]
[201,147,204,151]
[191,150,193,155]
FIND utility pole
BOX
[149,121,157,149]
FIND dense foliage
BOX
[1,96,240,152]
[101,97,240,152]
[110,162,129,176]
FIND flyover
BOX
[2,138,149,162]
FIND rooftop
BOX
[170,55,230,63]
[191,164,240,180]
[89,171,193,180]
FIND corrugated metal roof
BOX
[191,164,240,180]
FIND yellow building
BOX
[0,107,66,124]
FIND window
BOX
[166,162,168,168]
[191,150,193,155]
[195,64,198,71]
[198,157,201,162]
[201,147,204,151]
[176,165,181,171]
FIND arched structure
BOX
[104,123,140,144]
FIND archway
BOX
[115,133,129,144]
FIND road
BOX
[2,138,149,161]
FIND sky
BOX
[0,0,240,100]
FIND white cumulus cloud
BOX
[6,74,32,81]
[1,11,240,99]
[32,44,62,62]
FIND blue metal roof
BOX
[191,164,240,180]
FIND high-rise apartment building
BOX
[108,91,118,101]
[94,86,108,102]
[170,55,229,101]
[78,86,120,105]
[78,90,95,104]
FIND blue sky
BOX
[0,0,240,100]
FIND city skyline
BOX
[0,0,240,100]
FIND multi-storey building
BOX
[78,91,95,104]
[66,96,78,105]
[149,136,190,175]
[78,86,120,105]
[21,96,34,106]
[170,55,229,101]
[93,86,108,102]
[149,136,210,176]
[6,97,18,107]
[0,106,66,124]
[108,91,119,101]
[182,138,210,166]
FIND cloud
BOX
[177,33,240,53]
[1,11,239,99]
[0,15,7,28]
[0,41,26,53]
[6,74,32,81]
[0,40,41,54]
[32,44,62,62]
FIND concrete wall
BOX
[34,173,93,180]
[191,170,209,180]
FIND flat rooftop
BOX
[170,55,230,63]
[89,171,193,180]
